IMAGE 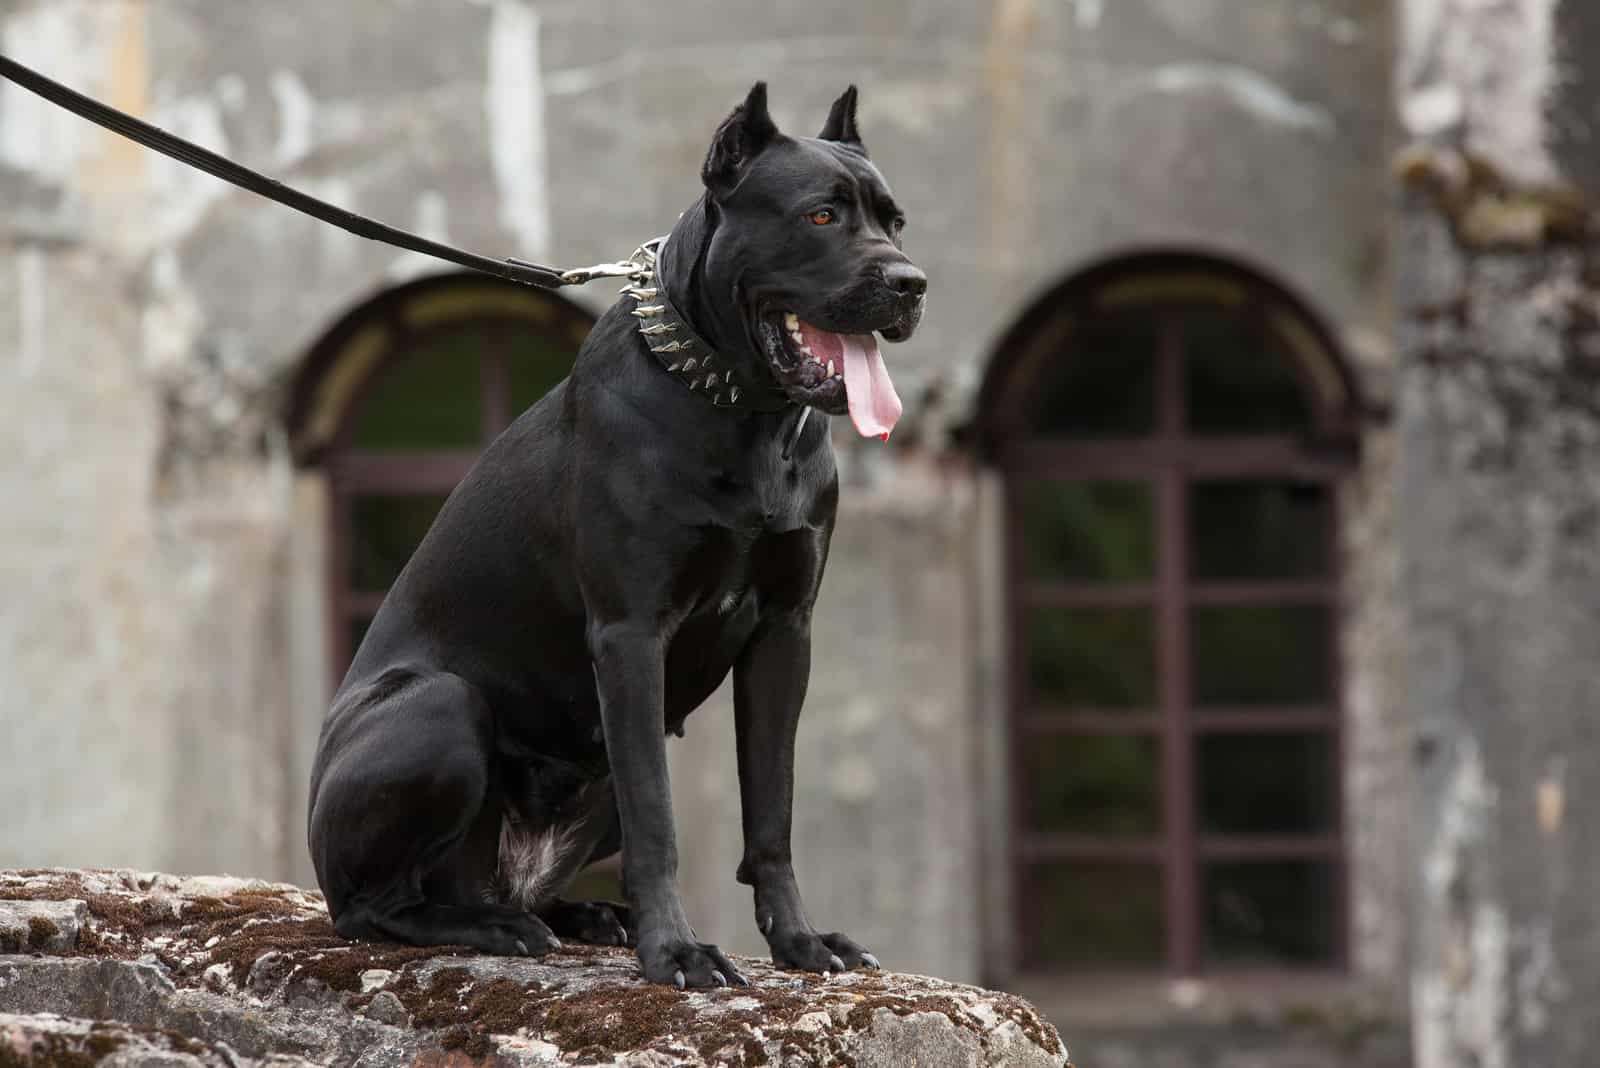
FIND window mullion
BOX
[482,332,511,440]
[1156,317,1198,974]
[1158,466,1196,975]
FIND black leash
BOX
[0,53,642,289]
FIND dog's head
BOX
[685,83,925,439]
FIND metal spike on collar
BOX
[623,235,790,416]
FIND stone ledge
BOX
[0,869,1069,1067]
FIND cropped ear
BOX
[818,85,864,150]
[701,82,781,193]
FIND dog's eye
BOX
[891,216,906,234]
[807,209,835,226]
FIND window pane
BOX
[1205,861,1337,966]
[1183,305,1311,434]
[1198,733,1336,834]
[353,331,483,450]
[1023,734,1161,835]
[1028,310,1159,437]
[1190,480,1330,580]
[1019,481,1154,583]
[1023,862,1165,968]
[350,494,449,592]
[1190,604,1331,705]
[1026,607,1157,709]
[508,330,578,419]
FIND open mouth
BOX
[757,311,904,439]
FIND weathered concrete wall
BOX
[1399,0,1600,1064]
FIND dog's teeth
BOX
[784,312,799,330]
[789,330,804,345]
[826,360,836,377]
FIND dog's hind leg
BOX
[309,669,560,956]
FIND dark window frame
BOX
[979,255,1363,977]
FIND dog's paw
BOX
[539,899,632,947]
[769,928,879,973]
[637,933,749,989]
[478,912,563,958]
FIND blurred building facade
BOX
[2,1,1595,1065]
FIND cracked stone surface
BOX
[0,869,1068,1067]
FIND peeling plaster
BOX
[140,249,203,377]
[1132,63,1335,136]
[485,0,549,260]
[269,70,315,167]
[1422,737,1496,900]
[145,93,230,248]
[1514,921,1569,1034]
[1399,0,1559,184]
[1415,738,1511,1068]
[0,5,117,182]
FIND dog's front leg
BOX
[591,622,747,988]
[734,610,881,973]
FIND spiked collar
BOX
[621,238,793,413]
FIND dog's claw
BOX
[515,940,529,955]
[674,970,686,990]
[712,970,727,987]
[862,953,881,969]
[828,954,846,973]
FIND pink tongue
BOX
[797,323,901,440]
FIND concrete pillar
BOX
[1399,1,1600,1063]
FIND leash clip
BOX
[553,236,666,287]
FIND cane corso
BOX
[308,83,925,988]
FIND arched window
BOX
[287,273,594,686]
[976,253,1362,976]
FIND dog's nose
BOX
[885,261,927,298]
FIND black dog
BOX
[307,83,925,989]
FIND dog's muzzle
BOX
[879,295,924,343]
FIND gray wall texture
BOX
[0,0,1424,1062]
[1399,0,1600,1064]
